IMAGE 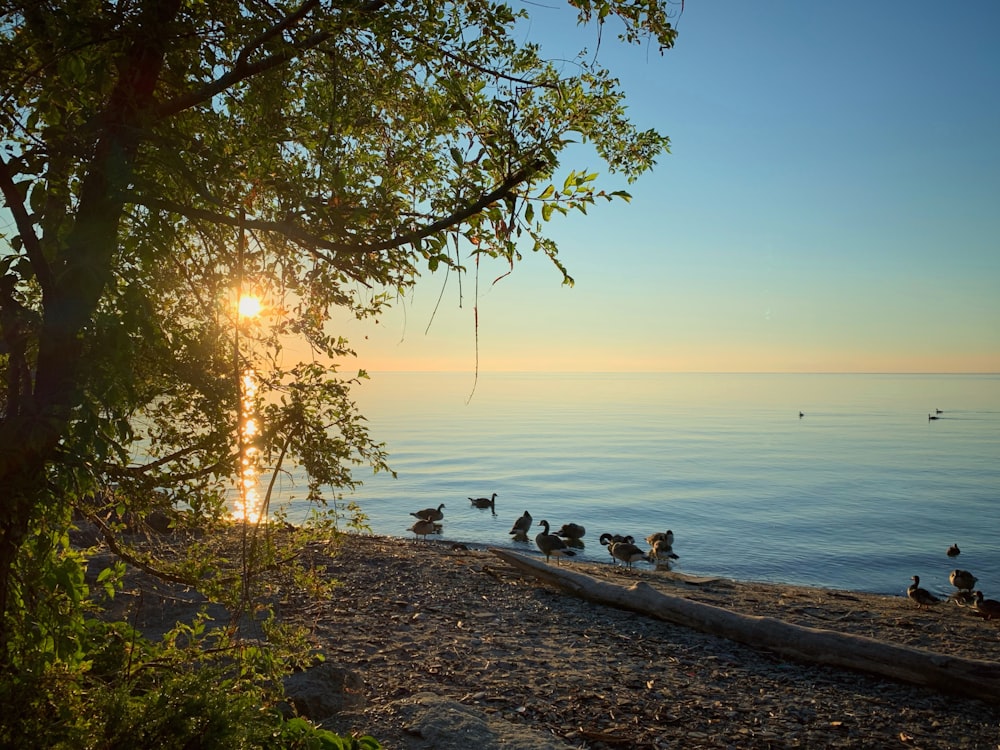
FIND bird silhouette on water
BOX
[469,493,497,514]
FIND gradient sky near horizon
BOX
[346,1,1000,373]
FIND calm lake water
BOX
[272,372,1000,598]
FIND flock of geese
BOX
[408,493,679,570]
[907,543,1000,621]
[411,498,997,617]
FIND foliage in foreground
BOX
[1,634,380,748]
[0,509,380,748]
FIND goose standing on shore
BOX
[600,533,647,570]
[950,569,978,592]
[509,510,532,541]
[469,493,498,514]
[613,541,648,570]
[949,589,977,607]
[410,503,445,522]
[907,575,940,609]
[535,520,576,563]
[408,519,441,541]
[973,591,1000,621]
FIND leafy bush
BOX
[0,617,381,749]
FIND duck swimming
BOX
[947,543,960,558]
[907,575,940,609]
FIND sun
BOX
[238,295,262,319]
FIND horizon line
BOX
[361,369,1000,376]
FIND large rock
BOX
[392,692,574,750]
[283,663,366,720]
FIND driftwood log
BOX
[490,548,1000,704]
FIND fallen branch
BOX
[490,548,1000,704]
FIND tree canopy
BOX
[0,0,678,673]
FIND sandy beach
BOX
[112,532,1000,749]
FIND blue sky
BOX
[338,1,1000,373]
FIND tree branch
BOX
[156,0,390,119]
[139,155,547,258]
[0,156,54,295]
[235,0,323,70]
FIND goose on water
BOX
[950,569,978,592]
[469,493,498,514]
[646,530,679,561]
[535,520,576,563]
[907,575,940,609]
[650,538,680,562]
[947,543,961,558]
[509,510,532,541]
[646,530,674,546]
[410,503,445,522]
[556,523,586,540]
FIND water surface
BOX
[271,372,999,597]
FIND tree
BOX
[0,0,677,662]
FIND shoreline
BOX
[350,529,939,599]
[107,531,1000,748]
[313,535,1000,749]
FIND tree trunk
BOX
[490,548,1000,705]
[0,0,183,663]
